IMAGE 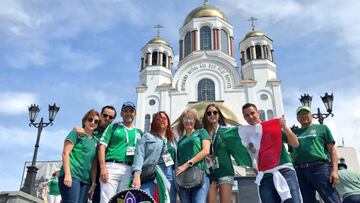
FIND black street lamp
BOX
[299,92,334,124]
[20,103,60,196]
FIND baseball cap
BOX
[121,101,136,111]
[296,106,311,115]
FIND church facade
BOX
[135,3,284,131]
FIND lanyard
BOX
[211,125,220,155]
[161,138,168,154]
[121,124,138,145]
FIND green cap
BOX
[296,106,311,115]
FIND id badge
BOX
[126,147,135,156]
[162,153,174,167]
[206,155,219,169]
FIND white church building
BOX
[135,2,284,131]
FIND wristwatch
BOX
[187,160,193,167]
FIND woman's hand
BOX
[176,163,189,176]
[63,175,72,187]
[88,183,96,200]
[132,172,141,189]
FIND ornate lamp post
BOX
[299,92,334,124]
[20,103,60,196]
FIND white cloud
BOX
[0,92,38,114]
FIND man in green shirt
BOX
[98,102,143,203]
[336,162,360,203]
[290,106,341,203]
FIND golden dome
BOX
[147,37,170,46]
[184,5,228,25]
[243,30,265,41]
[171,101,239,127]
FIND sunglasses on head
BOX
[102,113,114,120]
[87,117,99,125]
[206,111,218,116]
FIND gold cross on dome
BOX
[248,16,258,31]
[203,0,208,6]
[154,24,164,38]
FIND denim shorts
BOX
[213,176,234,185]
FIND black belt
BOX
[294,160,328,169]
[106,159,132,166]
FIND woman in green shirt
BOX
[202,103,237,203]
[59,109,101,203]
[176,108,211,203]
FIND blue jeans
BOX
[259,169,302,203]
[343,194,360,203]
[141,164,177,203]
[295,162,341,203]
[178,174,210,203]
[59,176,89,203]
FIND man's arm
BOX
[327,143,339,187]
[279,115,299,147]
[98,144,108,183]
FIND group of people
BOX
[55,101,360,203]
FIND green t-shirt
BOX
[177,129,210,174]
[158,140,176,164]
[336,169,360,199]
[47,178,60,195]
[94,125,106,139]
[60,130,99,184]
[289,124,335,165]
[210,126,235,180]
[99,123,143,163]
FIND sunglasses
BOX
[87,117,99,125]
[182,116,195,122]
[206,111,218,116]
[102,113,115,120]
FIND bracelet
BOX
[91,183,97,186]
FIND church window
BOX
[184,32,192,57]
[246,47,251,60]
[221,29,229,54]
[200,26,211,50]
[198,79,215,101]
[255,45,262,59]
[162,53,167,67]
[267,110,274,120]
[259,110,265,121]
[149,99,156,106]
[144,114,151,132]
[260,94,268,101]
[152,52,158,65]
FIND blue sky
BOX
[1,0,359,191]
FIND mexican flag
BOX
[223,119,293,201]
[152,165,170,203]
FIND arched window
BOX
[255,45,262,59]
[259,110,265,122]
[162,53,167,67]
[246,47,251,60]
[221,29,229,54]
[267,110,274,120]
[198,79,215,101]
[184,32,191,57]
[200,26,211,50]
[144,114,151,132]
[152,52,158,65]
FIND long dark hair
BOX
[150,111,174,142]
[202,103,227,132]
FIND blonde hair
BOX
[176,108,201,136]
